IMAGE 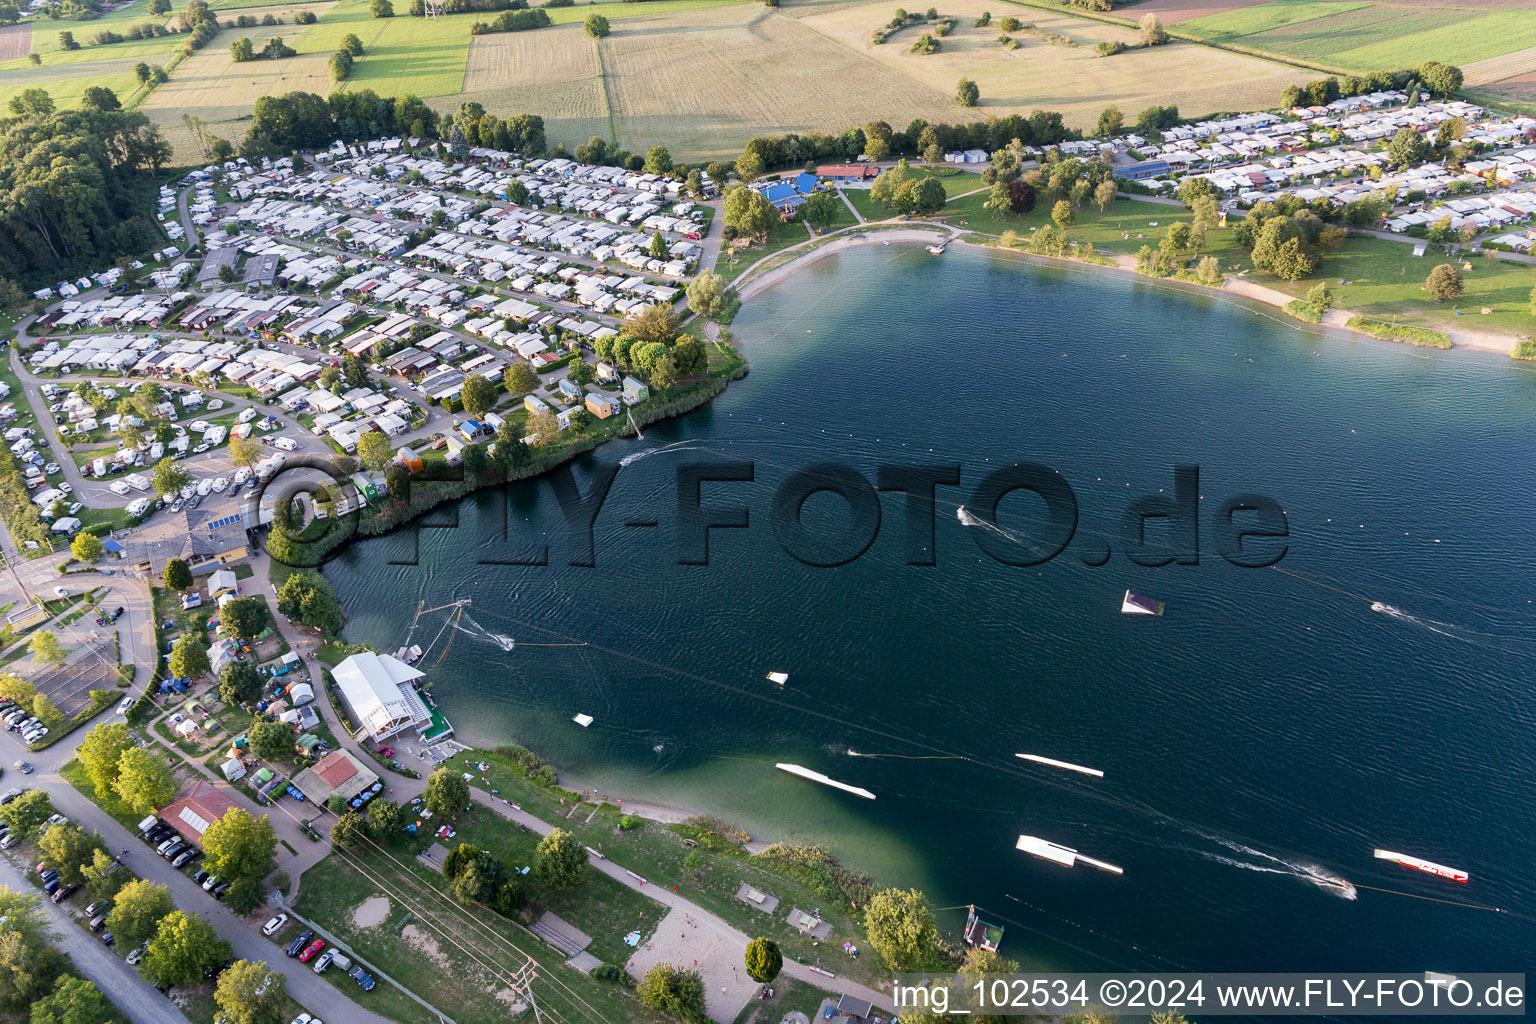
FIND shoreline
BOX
[731,220,1527,357]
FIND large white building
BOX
[332,651,432,741]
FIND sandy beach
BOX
[729,221,1527,357]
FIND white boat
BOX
[926,243,946,255]
[1373,849,1468,883]
[776,763,874,800]
[1016,835,1123,874]
[1016,753,1103,778]
[1121,589,1165,616]
[573,713,594,728]
[766,671,788,686]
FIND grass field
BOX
[452,22,611,148]
[1119,0,1274,24]
[1328,9,1536,69]
[1233,5,1467,63]
[0,62,142,112]
[1175,0,1366,40]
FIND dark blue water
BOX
[327,243,1536,976]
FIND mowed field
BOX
[1176,0,1536,73]
[791,0,1308,132]
[599,4,965,159]
[450,22,611,147]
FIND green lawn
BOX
[731,975,830,1024]
[1329,9,1536,70]
[1235,5,1465,64]
[715,219,811,284]
[294,0,475,98]
[544,0,747,26]
[1177,0,1366,42]
[0,0,182,67]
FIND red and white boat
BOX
[1373,849,1469,883]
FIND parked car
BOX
[100,932,114,946]
[201,874,220,892]
[11,762,31,774]
[262,913,288,936]
[298,938,324,963]
[127,943,148,965]
[170,848,198,868]
[285,930,313,958]
[347,965,375,991]
[193,870,210,886]
[84,899,111,917]
[211,881,231,900]
[161,841,187,861]
[52,587,67,598]
[50,884,78,903]
[311,951,334,974]
[0,834,21,849]
[89,913,108,932]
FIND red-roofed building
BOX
[160,780,238,848]
[292,748,379,806]
[816,164,877,182]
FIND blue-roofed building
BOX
[757,181,806,215]
[793,171,818,195]
[1117,160,1170,181]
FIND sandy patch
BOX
[625,907,757,1024]
[401,923,453,972]
[351,894,390,927]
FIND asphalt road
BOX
[0,851,194,1024]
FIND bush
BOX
[591,963,625,983]
[1345,317,1451,348]
[1283,300,1322,323]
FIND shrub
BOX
[1345,317,1451,348]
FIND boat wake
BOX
[956,506,1028,545]
[1371,602,1462,641]
[620,441,705,467]
[1188,832,1356,900]
[453,614,517,651]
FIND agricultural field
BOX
[453,22,611,147]
[1118,0,1275,24]
[0,22,31,61]
[599,3,963,160]
[789,0,1308,133]
[1176,0,1536,72]
[0,59,140,112]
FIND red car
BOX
[298,938,325,963]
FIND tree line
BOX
[1280,61,1464,109]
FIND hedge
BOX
[1345,317,1452,349]
[1283,300,1322,323]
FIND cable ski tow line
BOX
[462,605,1534,922]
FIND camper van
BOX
[124,473,150,492]
[108,481,131,497]
[125,497,153,518]
[257,453,285,482]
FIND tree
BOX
[1306,281,1333,311]
[332,811,367,847]
[1426,262,1463,302]
[152,457,191,499]
[1051,199,1074,232]
[340,31,364,55]
[147,0,171,12]
[0,790,54,838]
[956,77,979,107]
[225,877,265,916]
[744,937,781,983]
[218,661,262,708]
[230,36,254,62]
[81,86,120,112]
[1096,104,1123,138]
[734,150,763,182]
[637,963,707,1023]
[330,49,353,81]
[78,722,134,797]
[1138,12,1167,45]
[504,362,539,396]
[58,30,78,50]
[38,824,103,885]
[584,11,609,37]
[275,570,343,634]
[143,911,230,988]
[7,86,53,116]
[168,635,210,679]
[461,374,496,416]
[29,975,112,1024]
[106,880,174,948]
[1387,126,1430,168]
[863,887,938,971]
[202,807,276,882]
[227,434,261,471]
[567,360,596,388]
[214,959,288,1024]
[644,145,672,175]
[722,186,778,241]
[248,719,294,762]
[425,766,470,817]
[371,0,393,16]
[686,270,731,320]
[534,827,587,888]
[28,630,64,667]
[1093,177,1117,212]
[112,746,176,814]
[368,799,406,838]
[1416,60,1463,98]
[356,430,393,471]
[1197,255,1221,285]
[221,596,268,641]
[494,419,530,469]
[81,849,127,903]
[1161,221,1193,253]
[625,302,680,346]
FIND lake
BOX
[326,242,1536,975]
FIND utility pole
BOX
[0,537,34,607]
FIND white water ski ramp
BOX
[573,714,594,728]
[1121,589,1165,615]
[1016,835,1123,874]
[766,671,789,686]
[1373,849,1468,883]
[1016,753,1104,778]
[776,763,875,800]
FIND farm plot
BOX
[1175,0,1365,41]
[795,0,1307,133]
[1226,4,1467,62]
[141,23,333,156]
[1463,44,1536,87]
[542,0,752,27]
[0,60,141,112]
[1327,8,1536,69]
[601,4,963,161]
[1114,0,1276,24]
[0,0,182,67]
[452,23,611,148]
[0,23,31,62]
[294,0,474,97]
